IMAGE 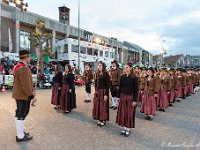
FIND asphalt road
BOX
[0,86,200,150]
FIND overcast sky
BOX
[25,0,200,55]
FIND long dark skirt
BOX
[116,94,136,128]
[184,85,188,96]
[158,85,168,109]
[188,83,193,94]
[51,83,61,106]
[93,89,109,121]
[170,90,176,103]
[60,84,76,112]
[138,90,142,102]
[110,85,119,98]
[140,90,156,116]
[85,83,91,93]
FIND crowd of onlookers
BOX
[0,57,56,75]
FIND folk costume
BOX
[12,50,34,142]
[60,72,76,113]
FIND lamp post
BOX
[77,0,80,72]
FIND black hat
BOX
[148,67,155,73]
[111,60,118,64]
[19,50,30,59]
[111,60,119,67]
[169,68,175,71]
[177,68,182,71]
[161,66,167,70]
[182,68,187,72]
[142,67,148,70]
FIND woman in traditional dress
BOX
[60,64,76,113]
[116,62,138,137]
[51,64,63,109]
[140,67,159,121]
[93,61,110,127]
[169,68,178,105]
[158,67,170,112]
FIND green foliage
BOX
[43,46,54,57]
[28,18,53,71]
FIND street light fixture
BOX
[77,0,80,72]
[2,0,28,11]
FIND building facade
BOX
[0,2,150,71]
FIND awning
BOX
[30,53,38,61]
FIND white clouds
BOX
[25,0,200,55]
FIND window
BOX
[20,31,30,49]
[110,52,114,58]
[81,46,86,54]
[57,46,61,54]
[64,44,68,53]
[105,51,109,57]
[100,50,103,57]
[71,45,78,53]
[93,49,98,56]
[87,48,92,55]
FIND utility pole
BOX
[77,0,80,71]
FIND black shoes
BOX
[97,121,106,127]
[110,106,117,110]
[84,100,91,103]
[64,110,71,113]
[121,130,126,135]
[145,115,153,121]
[113,107,117,110]
[124,131,130,137]
[54,106,60,110]
[159,108,166,112]
[169,103,173,107]
[16,134,33,142]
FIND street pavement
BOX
[0,86,200,150]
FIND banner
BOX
[3,75,38,87]
[8,28,13,52]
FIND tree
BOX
[28,18,53,72]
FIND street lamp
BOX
[2,0,28,11]
[77,0,80,72]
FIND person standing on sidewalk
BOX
[116,62,138,137]
[93,61,110,127]
[83,63,93,103]
[51,64,63,109]
[109,60,121,110]
[12,50,37,142]
[60,64,76,113]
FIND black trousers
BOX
[85,83,91,93]
[110,85,119,98]
[15,100,31,120]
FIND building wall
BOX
[1,17,15,52]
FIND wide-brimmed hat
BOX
[111,60,119,67]
[19,50,30,59]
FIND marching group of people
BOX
[12,49,200,142]
[51,59,200,137]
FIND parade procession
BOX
[49,59,200,139]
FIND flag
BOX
[8,28,13,52]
